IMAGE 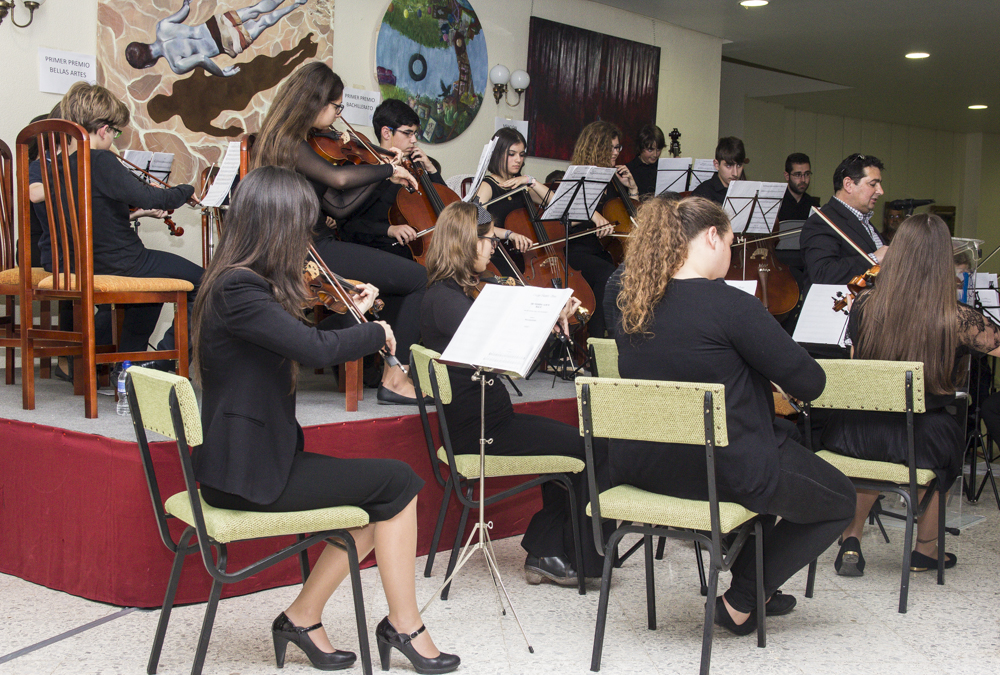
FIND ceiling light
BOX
[969,105,988,110]
[740,1,769,6]
[905,52,930,59]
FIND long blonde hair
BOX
[618,197,731,335]
[571,121,621,167]
[425,202,490,296]
[855,213,957,395]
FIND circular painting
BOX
[375,0,488,144]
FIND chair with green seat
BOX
[587,337,619,378]
[410,344,587,598]
[125,366,373,675]
[802,359,946,614]
[577,376,766,675]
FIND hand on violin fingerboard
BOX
[352,283,380,315]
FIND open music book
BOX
[723,180,787,234]
[792,284,851,347]
[440,284,574,378]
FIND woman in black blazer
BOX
[191,167,458,674]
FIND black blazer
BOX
[193,269,386,505]
[800,198,878,286]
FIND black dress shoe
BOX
[764,590,796,616]
[54,360,74,383]
[713,595,757,636]
[272,612,356,671]
[136,359,175,372]
[910,550,957,572]
[375,616,460,674]
[524,554,578,587]
[376,384,430,406]
[834,537,865,576]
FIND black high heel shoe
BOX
[272,612,356,671]
[375,616,460,674]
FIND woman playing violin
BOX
[823,214,1000,576]
[192,166,458,674]
[421,201,613,587]
[252,62,426,405]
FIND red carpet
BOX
[0,398,577,607]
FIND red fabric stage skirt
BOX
[0,398,578,607]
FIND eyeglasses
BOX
[109,127,122,139]
[330,101,345,114]
[392,128,418,139]
[789,171,812,179]
[847,153,867,162]
[478,235,502,251]
[611,144,623,152]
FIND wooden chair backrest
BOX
[239,133,256,179]
[0,139,13,271]
[15,120,93,295]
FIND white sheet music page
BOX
[201,142,242,208]
[463,137,498,203]
[691,159,716,188]
[440,285,574,377]
[793,284,851,347]
[542,165,616,221]
[655,157,692,195]
[723,181,786,234]
[122,150,152,180]
[723,280,758,296]
[149,153,174,182]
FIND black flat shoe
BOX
[54,360,73,383]
[765,590,796,616]
[524,554,578,587]
[272,612,356,671]
[376,384,430,406]
[910,550,957,571]
[713,595,757,636]
[834,537,865,577]
[375,616,460,674]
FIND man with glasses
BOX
[800,153,888,287]
[692,136,747,205]
[338,99,446,258]
[778,152,821,222]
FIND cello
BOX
[600,175,638,265]
[387,158,461,264]
[726,208,800,318]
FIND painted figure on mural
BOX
[125,0,309,77]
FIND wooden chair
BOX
[126,366,373,675]
[16,120,192,418]
[577,376,766,674]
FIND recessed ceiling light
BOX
[969,105,988,110]
[905,52,930,59]
[740,1,769,7]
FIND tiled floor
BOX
[1,494,998,675]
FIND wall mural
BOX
[375,0,487,144]
[97,0,333,184]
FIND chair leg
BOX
[754,521,766,649]
[344,359,359,412]
[805,559,817,598]
[699,565,720,675]
[655,536,666,560]
[937,485,947,586]
[148,528,196,675]
[562,475,586,596]
[340,534,373,675]
[424,476,453,578]
[441,487,473,601]
[298,534,311,583]
[39,302,51,379]
[694,541,708,596]
[175,294,189,378]
[644,534,656,630]
[190,544,227,675]
[590,530,624,672]
[898,493,915,613]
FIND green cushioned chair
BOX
[803,359,947,614]
[587,337,620,379]
[410,344,586,598]
[125,367,373,675]
[577,376,766,675]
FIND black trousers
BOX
[121,250,203,354]
[725,436,856,613]
[313,236,426,360]
[566,236,616,339]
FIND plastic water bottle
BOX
[116,361,132,416]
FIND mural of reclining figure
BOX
[126,0,309,77]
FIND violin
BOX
[600,175,638,265]
[304,259,385,316]
[725,211,800,317]
[832,265,880,313]
[388,157,461,264]
[118,154,202,237]
[308,128,392,167]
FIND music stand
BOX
[539,169,614,289]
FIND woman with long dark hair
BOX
[252,61,426,405]
[824,213,1000,575]
[613,196,856,635]
[192,166,459,674]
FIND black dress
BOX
[822,300,1000,490]
[481,175,527,277]
[195,269,423,518]
[420,278,612,576]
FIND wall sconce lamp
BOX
[489,64,531,106]
[0,0,45,28]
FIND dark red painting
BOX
[525,17,660,161]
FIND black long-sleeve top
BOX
[338,168,445,248]
[612,277,825,513]
[691,174,727,205]
[625,156,657,197]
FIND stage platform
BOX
[0,365,580,608]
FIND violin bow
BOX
[810,206,878,264]
[482,184,531,208]
[522,226,628,253]
[117,154,204,207]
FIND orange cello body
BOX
[600,175,638,265]
[388,161,461,264]
[502,192,596,326]
[726,218,800,317]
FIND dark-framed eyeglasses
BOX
[392,127,418,139]
[611,144,623,152]
[478,235,502,251]
[330,101,345,114]
[789,171,812,179]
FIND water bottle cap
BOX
[122,361,131,369]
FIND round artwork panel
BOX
[375,0,488,144]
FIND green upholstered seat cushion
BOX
[586,484,757,533]
[436,447,584,479]
[164,491,370,544]
[815,450,936,486]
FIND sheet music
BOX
[149,152,174,182]
[655,157,692,195]
[691,159,716,189]
[723,180,787,234]
[724,280,758,296]
[440,285,574,377]
[201,142,242,208]
[122,150,152,180]
[121,151,174,183]
[541,165,616,221]
[792,284,851,347]
[463,137,498,203]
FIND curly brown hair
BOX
[618,196,731,336]
[571,121,621,167]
